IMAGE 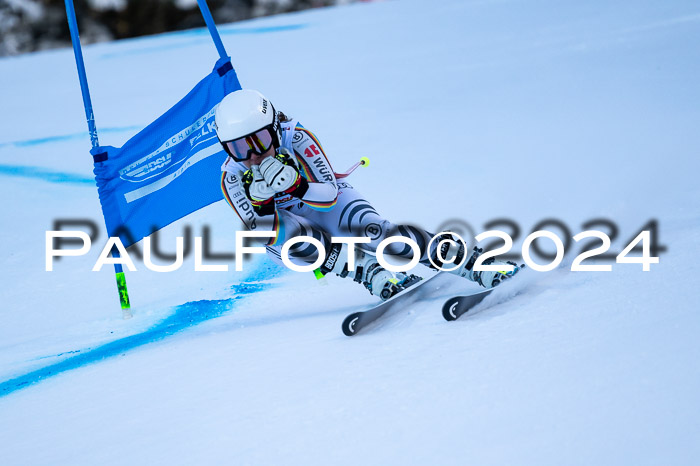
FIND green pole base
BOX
[116,272,132,319]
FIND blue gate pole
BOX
[197,0,229,60]
[65,0,99,148]
[64,0,132,318]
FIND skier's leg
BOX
[265,208,406,300]
[264,208,332,268]
[300,184,521,289]
[279,185,428,298]
[298,184,436,265]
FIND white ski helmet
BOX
[214,89,282,161]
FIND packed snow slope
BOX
[1,0,699,464]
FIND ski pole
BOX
[335,156,370,179]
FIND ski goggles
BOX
[220,126,275,162]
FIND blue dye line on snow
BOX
[0,165,94,185]
[0,299,242,397]
[166,23,307,39]
[0,125,143,149]
[213,23,306,35]
[97,24,307,59]
[0,261,287,398]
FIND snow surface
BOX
[1,0,700,464]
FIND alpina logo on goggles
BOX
[221,126,275,162]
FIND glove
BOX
[247,166,276,203]
[259,151,308,197]
[242,167,276,216]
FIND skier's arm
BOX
[291,126,338,211]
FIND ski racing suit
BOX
[220,118,439,270]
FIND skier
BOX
[216,89,519,300]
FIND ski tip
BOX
[442,297,461,321]
[342,313,362,336]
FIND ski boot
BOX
[463,247,521,288]
[319,244,422,300]
[434,236,521,288]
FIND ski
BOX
[443,263,526,321]
[342,272,453,336]
[441,289,494,321]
